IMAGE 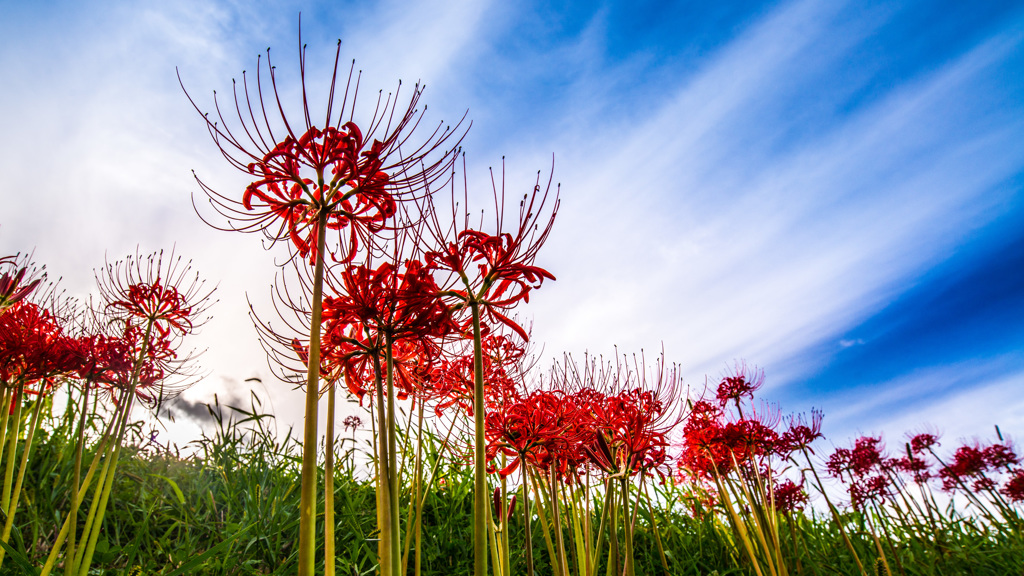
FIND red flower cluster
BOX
[0,302,80,390]
[1002,468,1024,502]
[937,442,1019,492]
[484,383,676,483]
[827,436,891,509]
[774,479,809,514]
[679,400,783,479]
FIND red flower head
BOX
[715,360,765,407]
[0,254,44,315]
[183,31,465,264]
[779,409,824,454]
[774,479,809,514]
[561,351,686,481]
[423,159,558,342]
[909,431,940,455]
[94,249,215,402]
[486,389,581,478]
[0,301,80,387]
[1001,468,1024,502]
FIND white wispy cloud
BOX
[525,0,1024,401]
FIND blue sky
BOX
[1,0,1022,450]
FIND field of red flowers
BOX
[0,33,1021,576]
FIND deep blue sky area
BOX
[793,200,1024,392]
[0,0,1022,446]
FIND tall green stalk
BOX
[1,379,25,513]
[324,381,337,576]
[371,354,393,576]
[64,382,90,576]
[385,335,401,576]
[469,301,489,576]
[297,212,328,576]
[0,390,46,566]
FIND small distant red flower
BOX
[982,443,1018,469]
[938,444,987,491]
[780,409,824,453]
[894,452,932,484]
[774,479,809,514]
[909,432,940,455]
[1001,469,1024,502]
[715,361,765,407]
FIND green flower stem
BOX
[1,379,25,513]
[401,402,425,576]
[520,457,535,576]
[620,477,636,576]
[501,466,510,576]
[324,381,336,576]
[71,410,123,573]
[371,354,393,576]
[801,446,867,576]
[469,301,488,576]
[550,464,569,576]
[589,479,611,572]
[384,334,401,576]
[605,478,619,576]
[528,466,558,573]
[76,400,132,576]
[640,480,672,576]
[0,383,12,490]
[0,391,46,565]
[297,212,328,576]
[64,382,90,576]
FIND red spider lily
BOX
[94,250,214,402]
[485,389,581,477]
[423,160,558,341]
[425,333,523,417]
[827,436,895,509]
[982,442,1019,469]
[0,255,44,315]
[774,478,809,514]
[779,409,824,453]
[679,400,783,479]
[828,436,885,477]
[323,259,459,348]
[0,302,81,386]
[71,332,134,387]
[893,449,933,484]
[342,415,362,431]
[1001,468,1024,502]
[584,388,673,477]
[552,351,686,481]
[935,441,1017,493]
[183,35,464,263]
[715,360,765,407]
[96,250,214,340]
[909,431,940,455]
